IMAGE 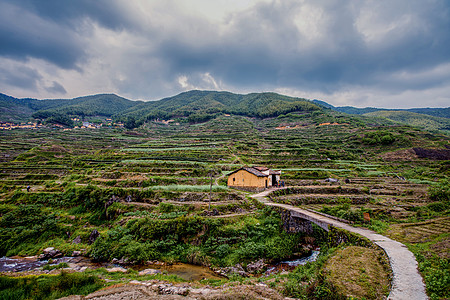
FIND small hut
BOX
[227,166,281,192]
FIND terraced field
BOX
[0,112,448,299]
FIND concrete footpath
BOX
[251,189,428,300]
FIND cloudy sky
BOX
[1,0,449,108]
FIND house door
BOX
[271,175,276,186]
[265,179,268,188]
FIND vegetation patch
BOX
[323,246,390,299]
[0,272,103,300]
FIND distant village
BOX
[0,118,125,130]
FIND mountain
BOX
[313,99,450,119]
[2,91,448,134]
[0,91,321,126]
[32,94,141,118]
[118,90,321,122]
[363,110,450,133]
[0,93,142,123]
[406,107,450,118]
[312,99,450,134]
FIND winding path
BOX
[251,189,428,300]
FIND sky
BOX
[1,0,449,108]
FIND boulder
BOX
[215,263,248,277]
[72,235,82,244]
[246,259,267,273]
[139,268,162,276]
[106,267,127,273]
[158,284,190,296]
[71,250,82,257]
[39,247,63,260]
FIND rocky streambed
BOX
[1,247,320,280]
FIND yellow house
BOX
[227,166,281,191]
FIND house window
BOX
[233,178,235,182]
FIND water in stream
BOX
[265,250,320,275]
[0,256,222,281]
[1,250,320,280]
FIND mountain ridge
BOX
[1,91,449,134]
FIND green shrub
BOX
[265,234,297,261]
[0,205,62,256]
[426,202,448,212]
[158,202,175,213]
[0,272,103,300]
[429,179,450,202]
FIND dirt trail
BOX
[251,189,429,300]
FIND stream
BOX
[0,250,320,280]
[0,256,222,281]
[265,250,320,275]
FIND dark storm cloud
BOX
[0,0,135,69]
[45,81,67,95]
[147,0,450,98]
[174,0,450,95]
[5,0,136,31]
[0,0,449,107]
[0,64,42,91]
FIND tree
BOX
[125,116,136,129]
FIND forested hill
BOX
[0,91,321,125]
[0,93,140,123]
[118,90,320,121]
[312,99,450,133]
[312,99,450,119]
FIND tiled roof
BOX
[253,166,269,171]
[227,166,280,177]
[242,167,268,177]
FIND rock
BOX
[324,178,339,183]
[72,236,82,244]
[246,259,267,273]
[39,247,63,260]
[88,229,99,244]
[147,260,165,265]
[138,268,162,276]
[215,263,248,277]
[71,250,82,257]
[106,267,127,273]
[158,284,190,296]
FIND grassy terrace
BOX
[0,112,448,299]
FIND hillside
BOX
[313,99,450,119]
[2,91,448,135]
[312,99,450,134]
[364,110,450,133]
[0,91,321,125]
[32,94,141,119]
[118,90,321,121]
[0,93,141,123]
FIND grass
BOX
[0,272,104,300]
[145,184,228,192]
[0,113,449,298]
[322,246,390,299]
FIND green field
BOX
[0,111,448,299]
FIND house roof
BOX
[227,166,268,177]
[242,167,267,177]
[252,166,281,175]
[227,166,281,177]
[253,166,269,171]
